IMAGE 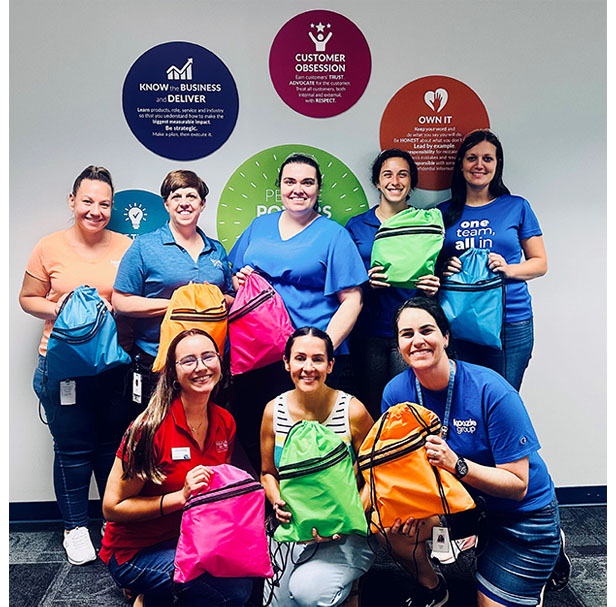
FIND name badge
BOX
[59,380,76,405]
[171,447,191,461]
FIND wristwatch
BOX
[454,457,469,480]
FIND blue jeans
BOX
[476,499,561,606]
[107,539,253,606]
[33,355,132,529]
[452,318,534,390]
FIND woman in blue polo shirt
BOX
[381,297,561,607]
[229,153,367,472]
[113,170,234,411]
[345,149,440,418]
[438,130,548,390]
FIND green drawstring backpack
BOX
[274,421,368,543]
[370,207,445,288]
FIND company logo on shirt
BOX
[215,440,229,453]
[210,258,224,270]
[453,218,494,251]
[452,418,477,434]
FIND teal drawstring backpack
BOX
[274,421,367,543]
[46,285,130,385]
[370,207,444,288]
[439,248,505,349]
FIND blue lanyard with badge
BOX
[414,359,458,559]
[414,359,455,441]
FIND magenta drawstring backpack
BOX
[174,464,273,582]
[228,272,294,375]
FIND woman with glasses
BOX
[100,328,252,607]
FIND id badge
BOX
[59,380,76,405]
[132,371,142,404]
[171,447,191,461]
[431,526,451,554]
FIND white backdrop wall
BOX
[9,0,606,505]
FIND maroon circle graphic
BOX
[269,10,371,118]
[380,75,490,191]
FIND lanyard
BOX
[415,360,456,441]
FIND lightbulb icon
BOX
[125,203,147,231]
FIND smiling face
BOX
[174,333,221,396]
[377,156,412,205]
[164,186,205,230]
[396,307,449,372]
[461,140,498,191]
[69,179,113,234]
[284,334,334,392]
[279,162,320,216]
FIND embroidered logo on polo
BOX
[210,258,224,269]
[215,440,229,453]
[452,418,477,434]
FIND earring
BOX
[172,380,180,391]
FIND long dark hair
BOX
[443,130,510,229]
[121,329,220,483]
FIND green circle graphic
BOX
[216,144,368,251]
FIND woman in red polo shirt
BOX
[100,328,252,606]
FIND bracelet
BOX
[160,494,165,518]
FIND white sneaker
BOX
[63,527,96,565]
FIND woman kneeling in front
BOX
[100,329,252,606]
[380,297,561,607]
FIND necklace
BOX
[188,420,204,434]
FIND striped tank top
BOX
[273,390,354,469]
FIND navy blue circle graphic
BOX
[122,41,239,160]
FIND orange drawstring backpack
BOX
[358,402,476,532]
[152,283,228,372]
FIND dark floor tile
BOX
[9,563,63,607]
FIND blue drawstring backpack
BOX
[45,286,131,385]
[439,249,505,349]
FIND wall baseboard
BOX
[555,485,607,507]
[9,485,607,523]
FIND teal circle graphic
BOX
[108,189,166,238]
[216,144,368,251]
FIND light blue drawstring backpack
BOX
[439,248,505,349]
[45,285,130,385]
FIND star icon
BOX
[316,22,325,33]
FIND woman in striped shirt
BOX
[260,326,375,607]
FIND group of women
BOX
[19,129,563,607]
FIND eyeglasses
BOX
[175,353,219,371]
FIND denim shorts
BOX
[476,499,561,606]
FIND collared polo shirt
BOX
[114,222,234,356]
[99,398,236,565]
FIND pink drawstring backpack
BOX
[174,464,273,582]
[228,273,294,375]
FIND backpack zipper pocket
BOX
[50,301,107,344]
[184,478,262,511]
[228,288,275,324]
[440,276,503,292]
[279,442,349,480]
[374,225,444,241]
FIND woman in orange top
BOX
[19,166,132,566]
